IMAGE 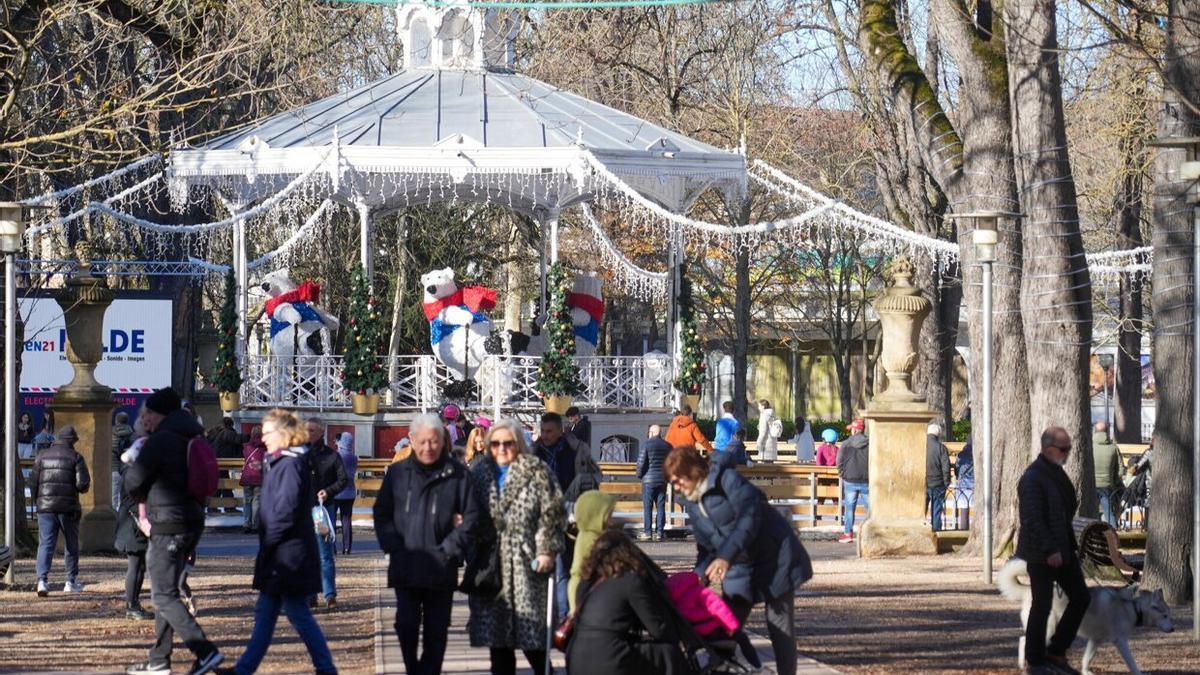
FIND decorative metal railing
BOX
[239,353,676,412]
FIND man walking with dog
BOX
[1016,426,1090,675]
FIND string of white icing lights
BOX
[248,200,334,270]
[750,161,960,258]
[19,155,161,206]
[66,151,331,234]
[579,204,669,301]
[25,171,165,239]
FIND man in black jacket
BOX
[533,412,602,619]
[635,424,671,541]
[31,425,90,596]
[836,419,869,543]
[925,423,951,532]
[374,413,478,675]
[305,418,347,609]
[1017,426,1090,675]
[124,387,223,675]
[565,406,592,447]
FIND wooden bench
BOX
[1073,516,1143,582]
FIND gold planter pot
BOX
[218,391,240,412]
[543,395,572,415]
[352,393,380,415]
[682,394,700,412]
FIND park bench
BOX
[1073,516,1143,582]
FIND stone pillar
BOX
[859,258,938,558]
[49,243,116,553]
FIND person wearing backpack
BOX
[124,387,224,675]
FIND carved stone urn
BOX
[53,241,115,401]
[873,257,931,403]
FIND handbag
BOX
[460,528,502,598]
[312,495,334,541]
[553,577,604,652]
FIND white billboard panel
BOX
[19,296,174,394]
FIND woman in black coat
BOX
[233,409,337,675]
[114,421,149,620]
[566,530,686,675]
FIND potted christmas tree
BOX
[342,264,387,415]
[674,267,706,411]
[536,263,583,413]
[213,269,243,411]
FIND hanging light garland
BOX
[579,204,669,301]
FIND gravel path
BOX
[1,534,1195,674]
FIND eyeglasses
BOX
[489,439,516,450]
[1055,444,1072,452]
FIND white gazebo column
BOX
[547,208,561,263]
[235,218,248,366]
[357,201,374,285]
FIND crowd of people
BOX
[22,389,1150,675]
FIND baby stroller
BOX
[634,549,763,675]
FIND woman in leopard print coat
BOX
[467,419,566,674]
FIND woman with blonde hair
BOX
[463,426,488,466]
[464,418,565,675]
[233,408,336,675]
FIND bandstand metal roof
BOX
[169,68,746,217]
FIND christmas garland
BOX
[535,263,584,397]
[342,264,388,395]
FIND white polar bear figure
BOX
[527,274,604,357]
[259,268,340,360]
[421,268,497,381]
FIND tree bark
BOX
[1003,0,1096,515]
[1143,0,1199,606]
[733,233,751,424]
[1115,84,1148,444]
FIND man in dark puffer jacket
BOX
[123,388,223,675]
[31,425,90,596]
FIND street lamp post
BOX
[0,203,27,586]
[1098,352,1115,429]
[954,210,1018,584]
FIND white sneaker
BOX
[36,580,49,597]
[63,581,84,593]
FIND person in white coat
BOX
[791,416,815,463]
[756,400,780,463]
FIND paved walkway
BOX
[373,555,840,674]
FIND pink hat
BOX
[441,404,461,421]
[473,416,492,430]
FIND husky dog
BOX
[999,558,1174,674]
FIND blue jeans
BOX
[1097,487,1118,527]
[554,554,568,622]
[316,524,337,599]
[36,511,79,584]
[642,483,666,535]
[926,486,946,532]
[842,482,869,535]
[235,592,336,674]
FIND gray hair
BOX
[648,424,662,438]
[409,412,444,437]
[927,423,942,437]
[485,418,529,457]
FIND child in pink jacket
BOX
[665,572,761,667]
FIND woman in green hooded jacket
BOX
[568,491,616,613]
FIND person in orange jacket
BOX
[664,404,714,454]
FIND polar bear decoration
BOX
[421,267,498,381]
[527,274,605,357]
[259,268,340,360]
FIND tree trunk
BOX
[915,258,962,430]
[1115,92,1148,444]
[1003,0,1096,515]
[1143,0,1199,606]
[732,202,753,424]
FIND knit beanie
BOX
[145,387,182,415]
